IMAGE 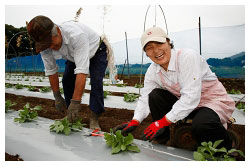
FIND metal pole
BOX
[159,5,168,34]
[120,59,127,80]
[199,17,202,55]
[125,32,130,78]
[154,5,157,26]
[139,5,151,95]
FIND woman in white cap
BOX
[114,26,235,150]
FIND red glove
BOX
[113,120,140,135]
[142,116,171,141]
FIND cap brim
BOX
[35,33,52,53]
[142,37,167,50]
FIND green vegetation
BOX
[116,83,127,87]
[210,66,244,79]
[104,129,140,154]
[228,89,241,94]
[40,86,51,93]
[193,140,244,161]
[27,85,36,91]
[134,83,144,88]
[15,83,24,89]
[50,118,86,136]
[124,93,139,102]
[5,100,16,113]
[103,83,110,86]
[5,83,13,88]
[236,102,245,112]
[59,88,64,94]
[14,103,42,123]
[104,90,111,98]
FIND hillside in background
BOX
[207,52,245,67]
[117,52,245,79]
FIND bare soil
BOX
[120,75,245,94]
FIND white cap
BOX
[141,27,169,50]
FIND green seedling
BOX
[123,93,139,102]
[59,88,64,94]
[5,100,16,113]
[236,102,245,112]
[24,78,29,81]
[193,140,245,161]
[27,85,37,91]
[228,89,241,95]
[103,83,110,86]
[134,83,144,88]
[104,91,111,98]
[14,103,42,123]
[15,83,24,89]
[104,129,140,154]
[50,118,86,135]
[5,83,13,88]
[40,86,51,93]
[116,83,127,87]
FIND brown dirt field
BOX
[120,75,245,94]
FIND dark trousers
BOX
[62,42,108,115]
[148,88,232,150]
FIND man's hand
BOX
[53,91,67,113]
[113,119,140,135]
[67,99,81,122]
[142,116,171,141]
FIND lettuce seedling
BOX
[193,140,245,161]
[134,83,144,88]
[5,83,13,88]
[50,118,86,135]
[14,103,42,123]
[59,88,64,94]
[116,83,127,87]
[15,83,24,89]
[104,129,140,154]
[40,86,51,93]
[236,102,245,112]
[104,91,111,98]
[27,85,37,91]
[123,93,139,102]
[5,100,16,113]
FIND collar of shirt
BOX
[155,49,177,74]
[58,26,69,45]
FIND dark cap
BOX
[27,15,54,53]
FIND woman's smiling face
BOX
[144,40,171,70]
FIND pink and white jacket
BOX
[133,49,235,129]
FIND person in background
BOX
[114,26,235,150]
[27,15,114,130]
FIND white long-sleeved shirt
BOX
[133,48,217,123]
[40,21,100,76]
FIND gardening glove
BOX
[67,99,81,123]
[142,115,171,141]
[53,91,67,113]
[113,119,140,135]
